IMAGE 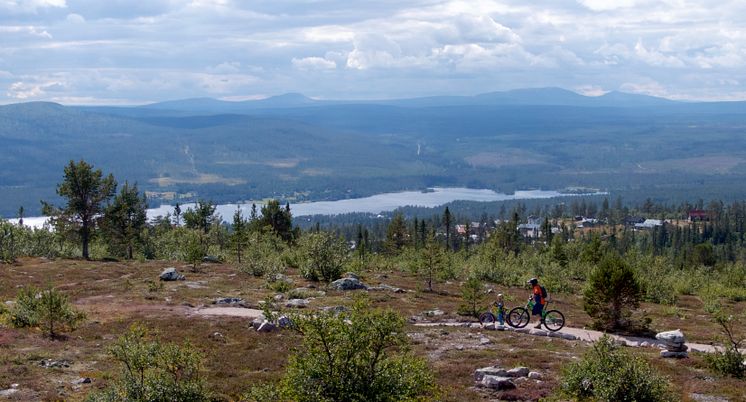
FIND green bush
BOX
[298,231,349,283]
[703,307,745,379]
[241,233,284,277]
[245,298,436,402]
[8,286,85,337]
[86,325,211,402]
[561,335,674,402]
[705,345,745,379]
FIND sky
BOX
[1,0,745,104]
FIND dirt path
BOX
[193,307,263,319]
[413,321,719,353]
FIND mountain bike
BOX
[507,298,565,332]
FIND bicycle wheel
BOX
[479,312,496,326]
[507,307,530,328]
[543,310,565,332]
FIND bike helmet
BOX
[527,278,538,285]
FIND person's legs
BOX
[532,303,544,328]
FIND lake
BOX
[9,187,603,229]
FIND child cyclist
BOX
[493,293,506,328]
[527,278,547,328]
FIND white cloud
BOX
[576,0,645,12]
[6,79,66,99]
[292,56,336,70]
[65,13,85,23]
[634,40,685,68]
[206,61,241,74]
[0,25,53,38]
[1,0,746,102]
[1,0,66,13]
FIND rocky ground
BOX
[0,258,744,401]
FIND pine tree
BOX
[231,208,247,264]
[413,232,448,292]
[583,253,643,330]
[443,206,452,251]
[42,160,117,260]
[183,200,218,234]
[17,206,24,227]
[102,182,147,260]
[259,200,294,242]
[385,212,409,253]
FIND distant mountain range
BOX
[2,87,746,217]
[137,87,682,113]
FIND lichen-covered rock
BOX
[285,299,310,308]
[506,367,530,377]
[330,277,368,291]
[474,366,509,381]
[257,321,276,332]
[277,315,293,328]
[656,329,685,344]
[159,267,185,281]
[480,375,516,390]
[214,297,244,306]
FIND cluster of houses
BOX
[447,209,711,243]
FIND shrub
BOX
[458,276,486,318]
[298,231,349,283]
[245,298,436,402]
[706,345,745,379]
[704,307,745,378]
[85,325,211,402]
[8,286,85,337]
[583,253,644,331]
[0,220,20,263]
[561,335,674,402]
[241,233,284,277]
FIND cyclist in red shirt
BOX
[528,278,546,328]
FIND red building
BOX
[687,210,709,222]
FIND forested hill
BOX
[2,88,746,217]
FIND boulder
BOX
[0,388,18,398]
[479,337,491,345]
[423,309,445,317]
[39,359,71,368]
[214,297,244,306]
[660,351,689,358]
[251,315,266,330]
[480,375,516,390]
[202,255,221,263]
[330,277,368,291]
[277,315,293,328]
[368,284,405,293]
[474,366,509,382]
[257,321,276,332]
[656,329,686,344]
[528,371,542,380]
[323,306,349,315]
[506,367,530,378]
[159,267,185,281]
[271,273,294,284]
[285,299,310,308]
